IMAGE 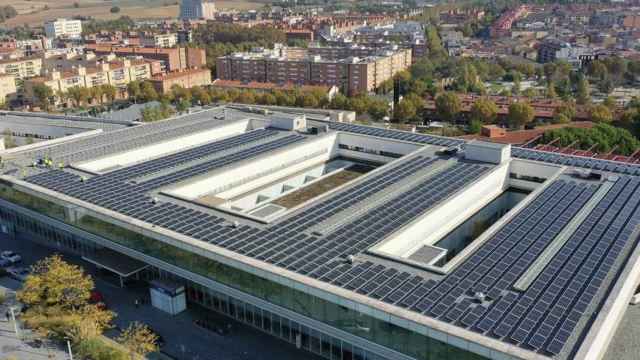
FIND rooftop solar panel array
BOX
[512,148,640,176]
[9,108,228,168]
[327,121,640,175]
[328,122,464,147]
[20,116,640,359]
[24,143,493,307]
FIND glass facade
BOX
[0,182,488,360]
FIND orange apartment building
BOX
[216,48,411,96]
[85,44,206,73]
[149,67,212,94]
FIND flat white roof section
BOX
[75,120,250,173]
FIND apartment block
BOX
[0,56,43,88]
[85,45,206,72]
[179,0,216,20]
[23,59,152,103]
[0,74,16,104]
[141,33,178,48]
[217,47,411,95]
[44,18,83,39]
[148,68,212,94]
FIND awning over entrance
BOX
[82,248,148,287]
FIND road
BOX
[0,233,323,360]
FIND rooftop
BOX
[4,106,640,360]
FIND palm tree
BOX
[101,84,117,107]
[67,86,85,108]
[127,81,141,104]
[90,86,104,106]
[32,84,53,111]
[56,90,68,107]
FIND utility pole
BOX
[9,306,19,338]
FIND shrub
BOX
[75,338,129,360]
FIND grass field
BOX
[0,0,265,28]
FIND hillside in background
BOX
[0,0,265,28]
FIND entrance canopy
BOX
[83,248,148,286]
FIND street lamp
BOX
[8,306,19,338]
[65,336,73,360]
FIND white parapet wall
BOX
[373,162,511,258]
[75,120,251,173]
[165,134,338,200]
[509,159,565,192]
[336,132,425,163]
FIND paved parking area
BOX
[0,233,323,360]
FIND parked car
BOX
[0,258,12,267]
[7,267,30,281]
[1,251,21,264]
[89,290,107,310]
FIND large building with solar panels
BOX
[0,105,639,360]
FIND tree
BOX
[603,96,617,110]
[598,77,615,94]
[576,77,590,105]
[90,86,104,105]
[328,93,349,110]
[454,63,478,93]
[67,86,90,108]
[298,93,319,108]
[127,81,142,103]
[348,96,369,115]
[176,98,191,112]
[488,62,506,81]
[33,84,54,111]
[18,255,93,310]
[56,90,69,107]
[118,322,159,360]
[507,102,535,129]
[541,123,639,156]
[590,104,613,123]
[141,102,175,122]
[470,98,498,124]
[235,90,256,104]
[435,92,462,122]
[522,88,538,98]
[101,84,117,106]
[16,256,114,344]
[110,6,121,13]
[64,304,115,343]
[0,6,18,24]
[190,86,211,105]
[588,61,608,80]
[546,81,557,99]
[554,101,576,123]
[394,99,416,124]
[259,93,277,106]
[367,99,389,122]
[425,25,446,59]
[468,119,483,134]
[140,82,159,102]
